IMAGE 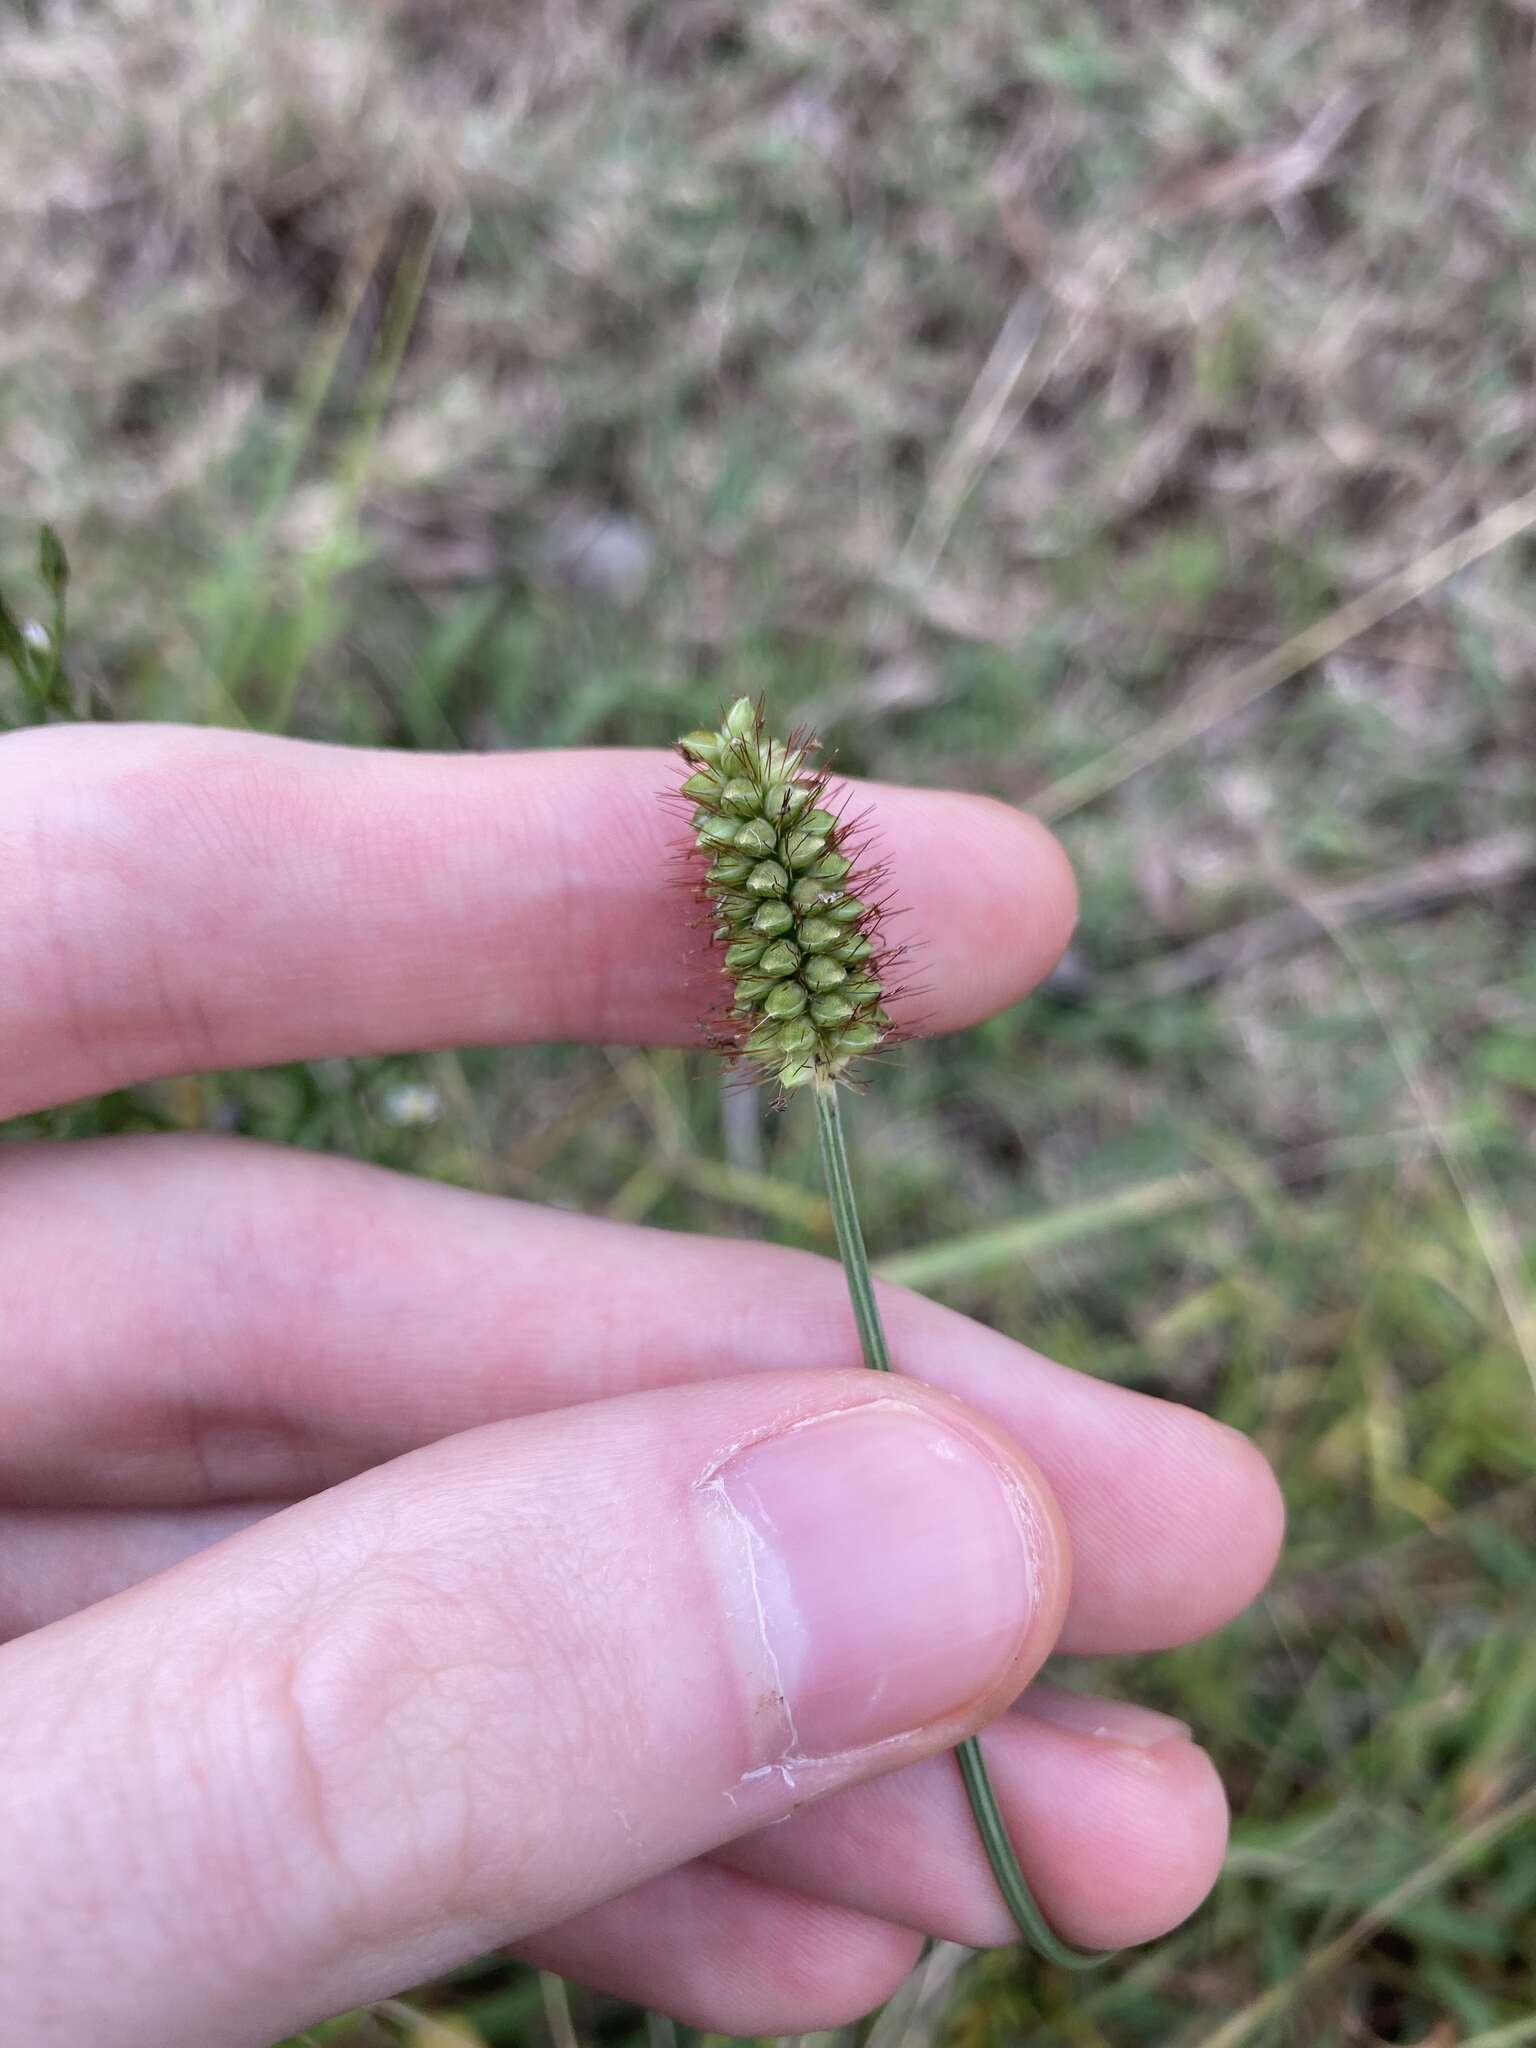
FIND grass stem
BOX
[811,1080,1108,1971]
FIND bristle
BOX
[675,698,895,1089]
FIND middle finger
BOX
[0,1133,1282,1655]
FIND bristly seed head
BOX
[678,698,893,1090]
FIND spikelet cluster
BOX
[677,697,893,1090]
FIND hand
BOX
[0,723,1282,2044]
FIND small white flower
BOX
[379,1082,442,1128]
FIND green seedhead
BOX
[677,697,894,1089]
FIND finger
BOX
[0,1498,1226,1962]
[0,1504,273,1641]
[0,1518,1227,1952]
[716,1682,1230,1951]
[516,1863,921,2034]
[0,722,1075,1117]
[0,1135,1280,1654]
[0,1539,1223,1958]
[0,1371,1068,2044]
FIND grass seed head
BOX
[678,698,893,1089]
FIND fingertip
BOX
[800,1918,925,2031]
[714,1686,1232,1957]
[998,797,1081,973]
[718,1910,922,2035]
[963,794,1080,1013]
[866,785,1078,1035]
[1189,1414,1287,1634]
[1050,1391,1286,1656]
[1149,1735,1233,1941]
[520,1864,924,2035]
[1037,1729,1232,1949]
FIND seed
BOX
[789,875,836,911]
[783,828,829,871]
[840,1020,883,1053]
[810,993,855,1027]
[759,740,806,781]
[760,781,806,821]
[752,899,795,937]
[758,939,801,977]
[764,980,809,1019]
[803,956,847,992]
[734,817,780,856]
[719,776,761,816]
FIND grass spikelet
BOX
[676,697,894,1090]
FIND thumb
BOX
[0,1371,1068,2045]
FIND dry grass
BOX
[8,2,1536,707]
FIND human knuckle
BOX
[248,1528,569,1937]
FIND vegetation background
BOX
[3,1,1535,2043]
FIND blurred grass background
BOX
[3,1,1535,2043]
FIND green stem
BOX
[813,1077,893,1376]
[811,1078,1109,1972]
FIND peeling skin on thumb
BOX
[699,1466,803,1796]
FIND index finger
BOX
[0,723,1075,1117]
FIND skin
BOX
[0,724,1284,2044]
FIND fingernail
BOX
[1019,1683,1192,1749]
[717,1402,1038,1760]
